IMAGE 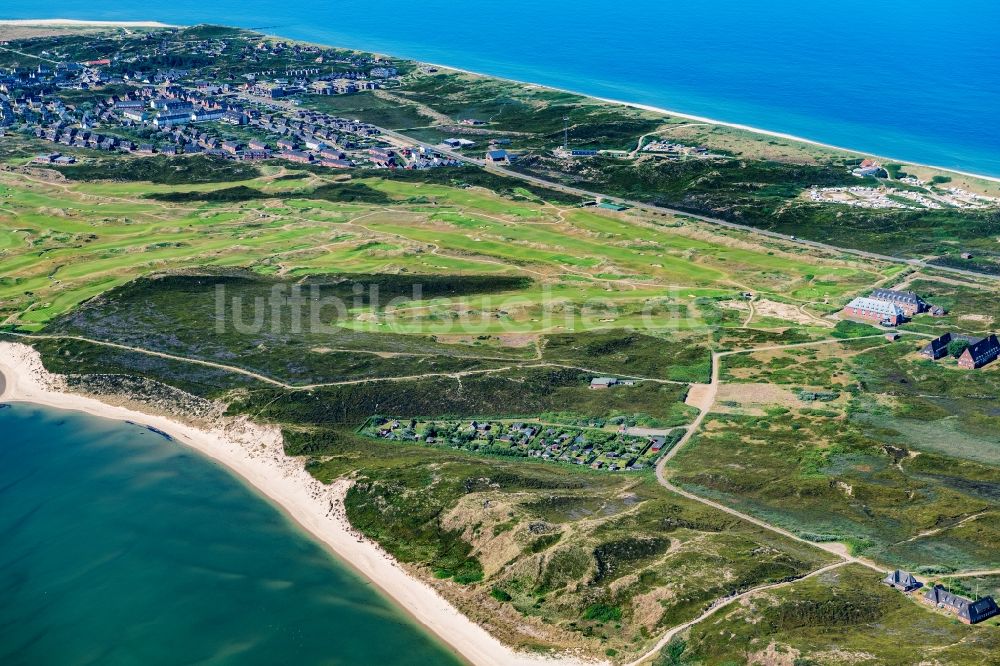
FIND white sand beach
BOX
[1,18,996,184]
[0,341,600,666]
[419,61,1000,186]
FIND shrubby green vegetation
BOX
[673,341,1000,572]
[56,155,262,184]
[514,155,1000,272]
[673,565,1000,665]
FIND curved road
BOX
[655,346,886,572]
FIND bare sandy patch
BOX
[686,383,716,411]
[746,642,800,666]
[753,299,829,326]
[716,383,805,412]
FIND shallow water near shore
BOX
[3,0,999,176]
[0,402,462,666]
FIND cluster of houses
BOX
[366,417,673,472]
[921,332,1000,369]
[883,570,998,624]
[2,30,458,172]
[13,73,461,170]
[249,74,386,99]
[842,288,945,327]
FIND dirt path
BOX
[3,332,685,390]
[624,561,848,666]
[654,336,921,572]
[371,89,452,125]
[941,568,1000,579]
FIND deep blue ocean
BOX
[0,403,462,666]
[3,0,999,176]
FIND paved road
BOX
[374,128,999,283]
[240,91,1000,282]
[234,92,998,283]
[655,344,888,573]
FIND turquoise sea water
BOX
[0,403,462,666]
[2,0,999,176]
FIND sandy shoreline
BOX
[418,60,1000,186]
[2,17,996,183]
[0,341,599,666]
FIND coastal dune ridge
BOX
[410,59,1000,186]
[0,342,601,666]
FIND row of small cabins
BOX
[883,570,998,624]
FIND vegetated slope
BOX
[44,272,537,384]
[671,340,1000,572]
[666,564,1000,665]
[513,155,1000,273]
[22,330,834,661]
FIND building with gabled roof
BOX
[921,332,955,360]
[882,570,920,592]
[957,334,1000,369]
[485,149,509,164]
[923,585,999,624]
[869,288,928,315]
[589,377,618,390]
[843,297,906,326]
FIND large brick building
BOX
[923,585,999,624]
[843,297,906,326]
[957,334,1000,369]
[869,288,928,316]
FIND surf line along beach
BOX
[0,341,599,666]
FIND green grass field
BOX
[0,161,890,333]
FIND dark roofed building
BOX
[882,570,920,592]
[485,149,509,164]
[870,288,928,316]
[920,333,954,360]
[958,334,1000,370]
[923,585,999,624]
[843,297,906,326]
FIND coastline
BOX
[416,60,1000,186]
[1,17,997,183]
[0,18,1000,183]
[0,341,600,666]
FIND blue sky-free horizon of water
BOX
[0,403,463,666]
[3,0,1000,176]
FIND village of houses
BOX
[807,159,1000,211]
[0,37,467,172]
